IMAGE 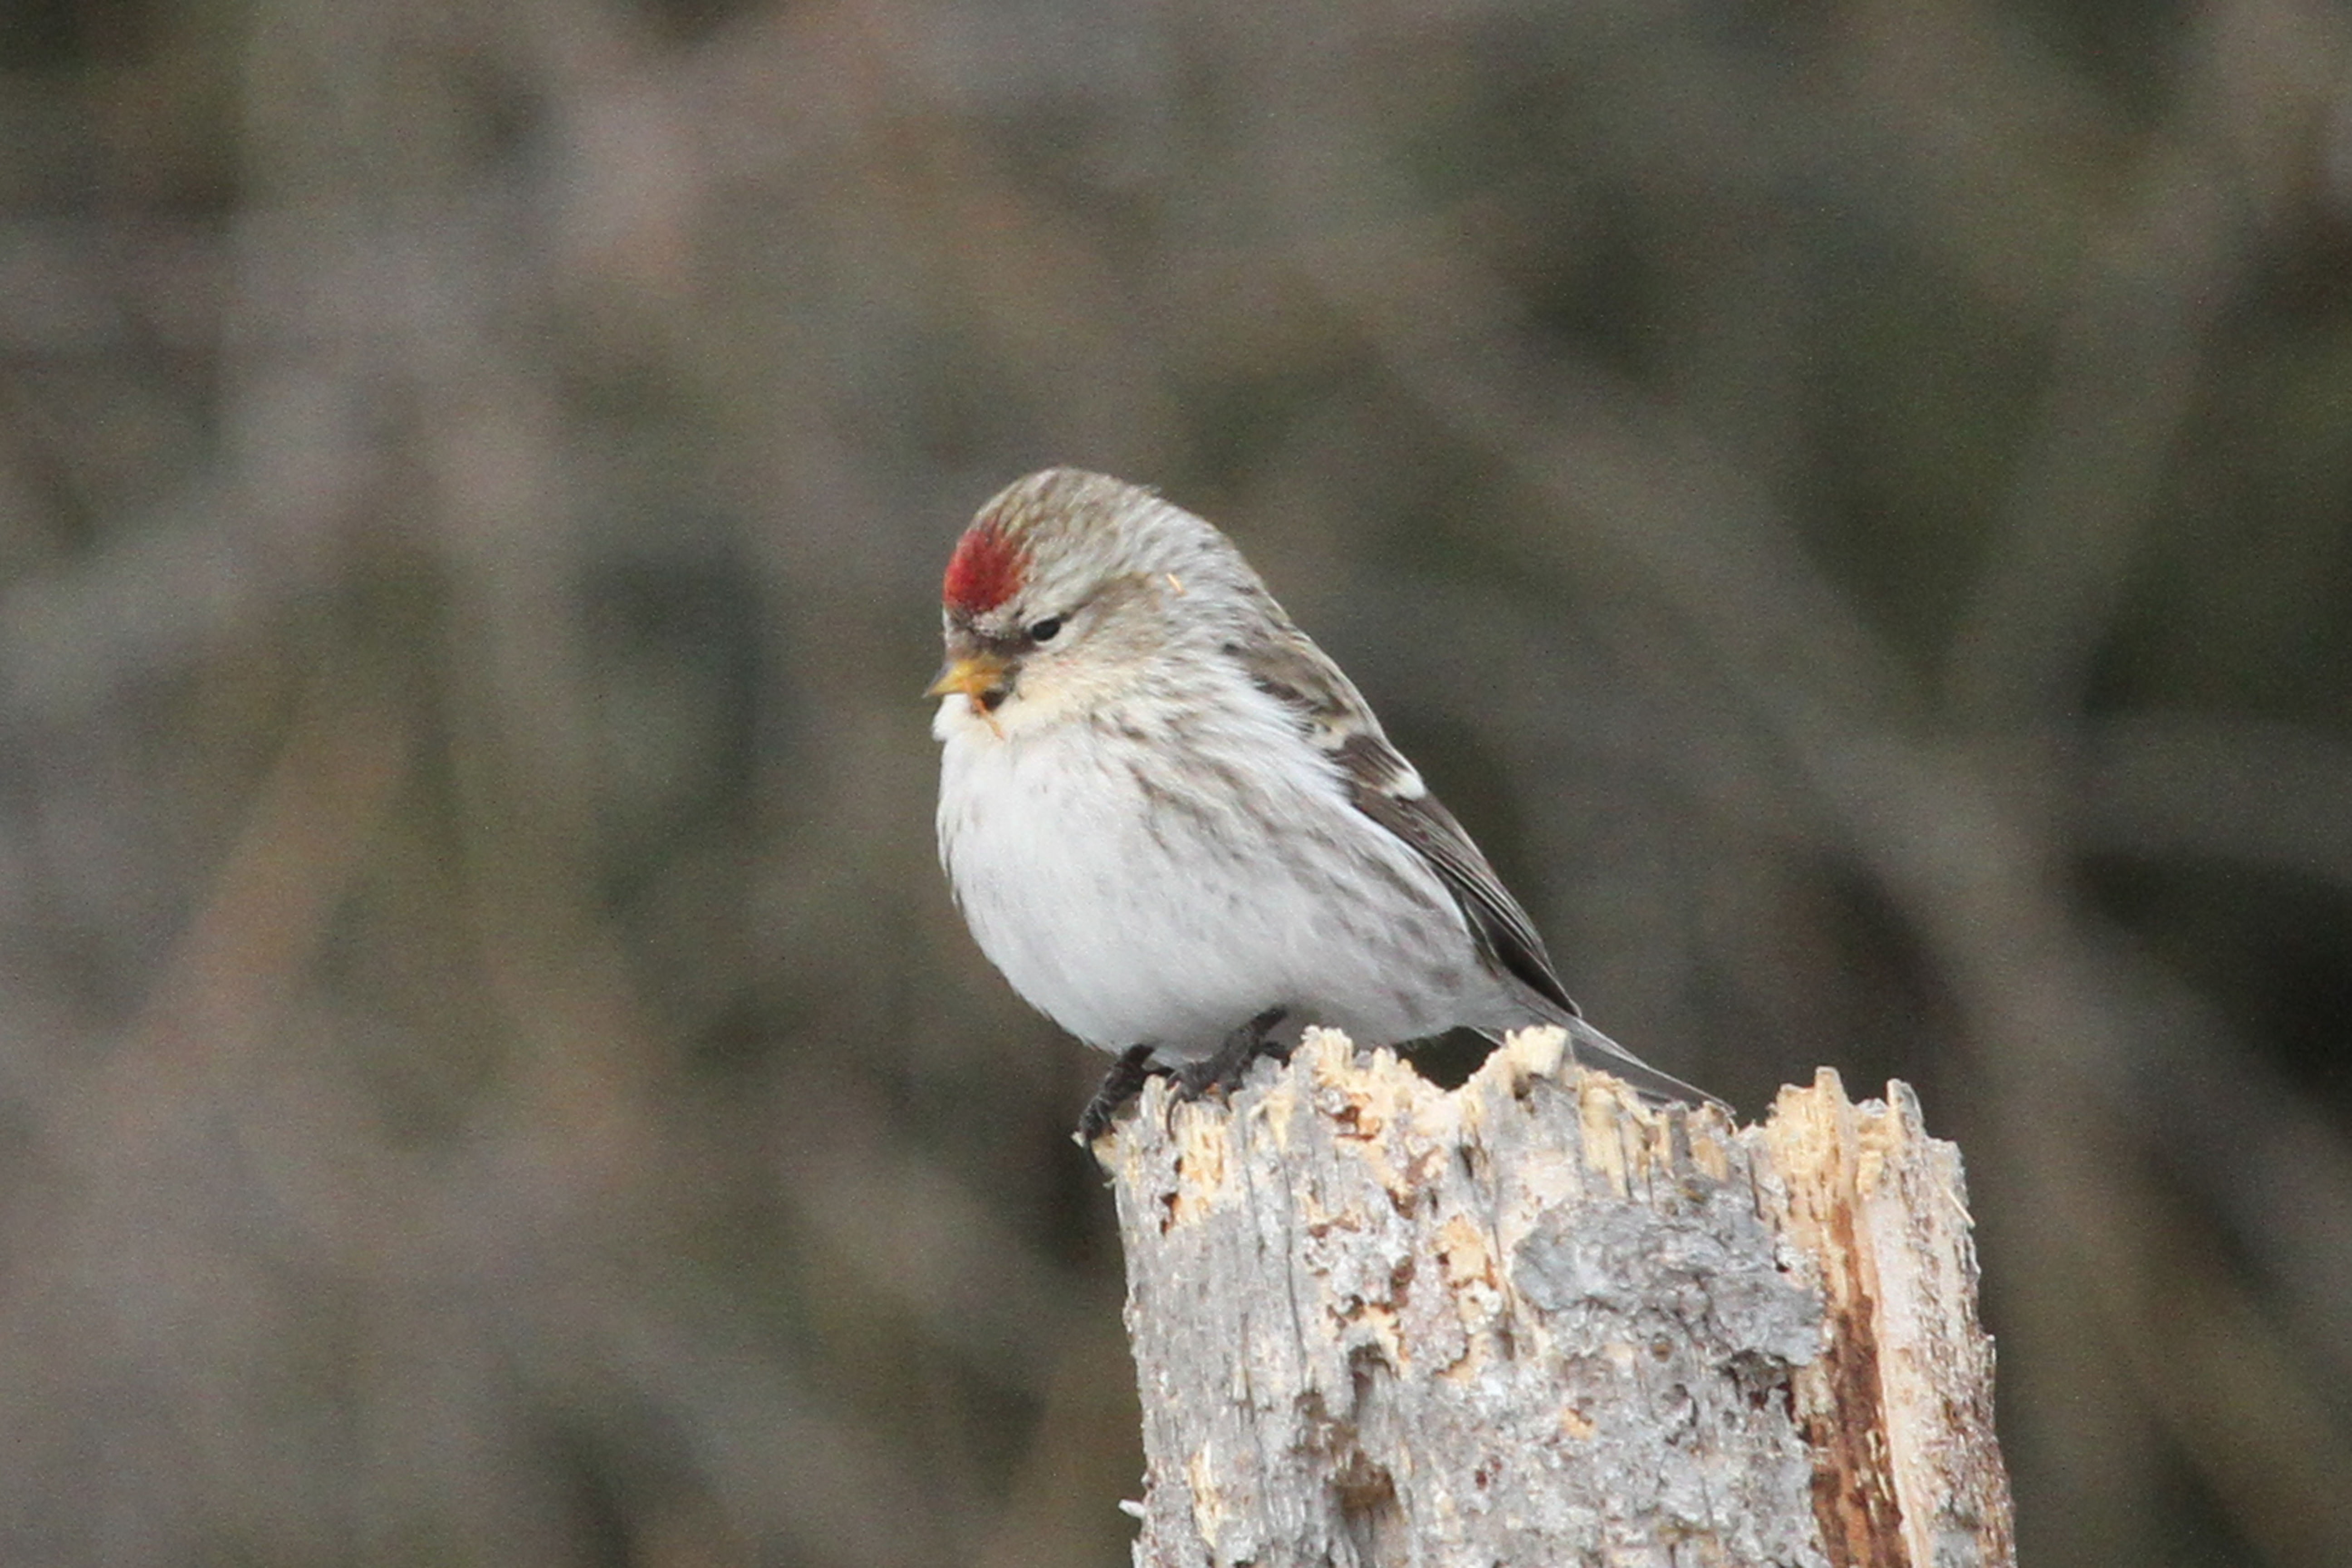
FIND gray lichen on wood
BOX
[1099,1027,2014,1568]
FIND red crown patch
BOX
[943,523,1025,617]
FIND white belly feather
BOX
[935,683,1495,1059]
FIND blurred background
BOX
[0,0,2347,1563]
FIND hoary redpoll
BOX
[930,468,1707,1141]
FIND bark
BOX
[1099,1027,2014,1568]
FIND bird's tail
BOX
[1486,1014,1729,1115]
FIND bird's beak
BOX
[926,650,1013,708]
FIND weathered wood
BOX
[1099,1027,2014,1568]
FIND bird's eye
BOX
[1028,617,1063,644]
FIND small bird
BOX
[930,468,1709,1140]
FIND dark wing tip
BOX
[1332,732,1580,1018]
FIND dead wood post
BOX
[1098,1027,2015,1568]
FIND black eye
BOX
[1028,616,1063,644]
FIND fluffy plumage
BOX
[931,468,1705,1134]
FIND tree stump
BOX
[1097,1027,2015,1568]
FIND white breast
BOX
[933,679,1490,1059]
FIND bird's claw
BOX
[1075,1008,1290,1143]
[1078,1044,1160,1145]
[1171,1006,1289,1105]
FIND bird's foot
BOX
[1077,1044,1161,1145]
[1172,1007,1289,1105]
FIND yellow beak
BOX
[926,650,1012,706]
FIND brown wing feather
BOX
[1232,613,1725,1108]
[1335,732,1580,1019]
[1230,615,1579,1020]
